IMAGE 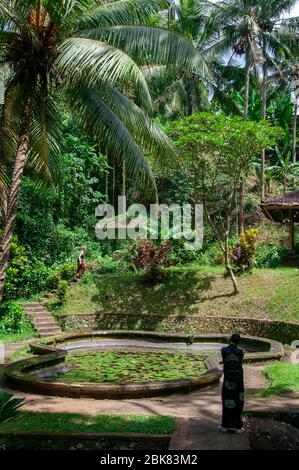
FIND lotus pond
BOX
[52,350,208,384]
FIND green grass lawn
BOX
[0,411,176,435]
[54,266,299,322]
[258,363,299,397]
[53,350,206,384]
[0,330,37,344]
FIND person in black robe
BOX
[219,333,245,433]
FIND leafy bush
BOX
[0,302,31,334]
[254,226,289,268]
[198,242,224,266]
[133,240,172,281]
[231,229,259,274]
[255,243,288,268]
[169,239,202,265]
[47,262,77,290]
[0,392,25,424]
[3,237,31,299]
[56,280,69,306]
[94,255,120,274]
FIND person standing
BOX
[76,247,88,279]
[219,333,245,433]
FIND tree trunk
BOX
[224,235,239,295]
[292,101,298,164]
[238,179,245,234]
[261,43,267,201]
[204,208,239,295]
[0,96,31,302]
[238,66,250,234]
[244,67,250,121]
[122,160,126,197]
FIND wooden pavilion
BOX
[260,190,299,251]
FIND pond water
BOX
[59,338,259,353]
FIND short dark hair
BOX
[230,333,241,345]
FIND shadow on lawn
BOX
[90,270,217,331]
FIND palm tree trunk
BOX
[292,101,298,164]
[261,41,267,200]
[0,96,31,302]
[238,66,250,234]
[122,160,126,197]
[244,66,250,121]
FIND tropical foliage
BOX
[0,0,298,307]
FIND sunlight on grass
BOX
[0,411,176,435]
[258,363,299,397]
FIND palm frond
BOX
[26,87,62,185]
[65,83,157,194]
[57,37,152,111]
[77,0,163,29]
[81,25,209,77]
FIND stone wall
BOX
[58,312,299,344]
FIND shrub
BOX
[0,302,31,334]
[198,242,224,266]
[56,280,69,306]
[231,229,259,274]
[255,244,288,268]
[0,392,25,424]
[133,240,172,281]
[47,262,77,290]
[3,237,30,299]
[169,239,202,265]
[95,256,120,274]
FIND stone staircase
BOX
[23,301,62,338]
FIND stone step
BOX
[28,313,52,319]
[32,321,57,328]
[24,306,47,312]
[23,300,62,338]
[23,302,44,308]
[39,333,60,338]
[37,325,61,332]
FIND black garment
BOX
[221,344,244,430]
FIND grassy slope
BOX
[0,411,176,435]
[57,266,299,322]
[0,331,37,344]
[258,363,299,397]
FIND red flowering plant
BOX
[133,240,172,282]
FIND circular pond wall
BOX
[4,331,283,400]
[57,313,299,344]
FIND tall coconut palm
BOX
[254,1,299,201]
[143,0,210,118]
[201,0,264,233]
[0,0,205,302]
[201,0,299,228]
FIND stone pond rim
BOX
[3,331,284,400]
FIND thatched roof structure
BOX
[260,190,299,223]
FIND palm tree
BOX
[0,0,205,302]
[201,0,264,233]
[253,1,299,201]
[201,0,299,227]
[272,148,299,193]
[143,0,210,118]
